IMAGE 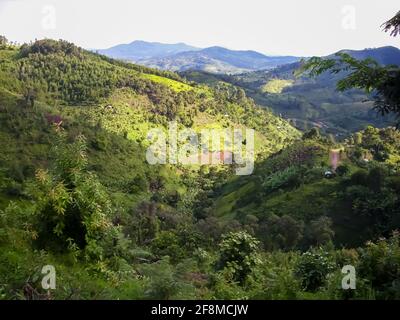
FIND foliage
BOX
[336,164,350,176]
[0,36,8,49]
[217,231,260,284]
[357,232,400,299]
[295,248,336,292]
[139,258,196,299]
[300,52,400,127]
[28,130,114,260]
[263,166,304,194]
[150,231,185,263]
[382,11,400,37]
[0,33,400,300]
[258,214,304,251]
[20,39,83,58]
[262,79,293,94]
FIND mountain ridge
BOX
[333,45,400,65]
[97,40,200,61]
[96,40,301,74]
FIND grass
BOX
[141,74,193,92]
[262,79,293,94]
[214,180,256,218]
[261,179,338,221]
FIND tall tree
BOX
[0,35,8,48]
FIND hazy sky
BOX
[0,0,399,56]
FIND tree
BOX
[295,249,336,292]
[302,127,320,140]
[151,231,185,263]
[336,164,350,176]
[126,201,159,246]
[382,11,400,37]
[23,86,37,108]
[299,11,400,127]
[217,231,260,283]
[306,216,335,246]
[30,130,113,260]
[358,231,400,299]
[367,166,385,192]
[0,35,8,48]
[259,214,304,250]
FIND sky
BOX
[0,0,399,56]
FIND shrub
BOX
[295,249,336,292]
[367,166,385,192]
[217,231,260,284]
[350,170,369,186]
[258,215,304,251]
[306,216,335,247]
[28,131,114,260]
[139,258,195,299]
[357,232,400,299]
[151,231,185,263]
[336,164,350,176]
[303,127,320,140]
[263,166,303,194]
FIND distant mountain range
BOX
[334,46,400,66]
[97,40,200,61]
[96,41,301,74]
[182,46,400,135]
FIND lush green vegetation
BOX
[0,36,400,300]
[181,46,400,137]
[262,79,293,94]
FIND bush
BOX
[295,249,336,292]
[357,232,400,299]
[350,170,369,186]
[251,252,301,299]
[303,128,320,140]
[139,258,195,299]
[258,215,304,251]
[217,231,260,284]
[151,231,185,263]
[367,166,385,192]
[28,131,114,260]
[306,216,335,247]
[263,166,303,194]
[336,164,350,176]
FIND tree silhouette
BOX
[382,11,400,37]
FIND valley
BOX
[181,46,400,136]
[0,8,400,301]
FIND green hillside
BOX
[1,39,400,300]
[0,39,304,299]
[0,39,301,217]
[209,127,400,249]
[181,49,398,137]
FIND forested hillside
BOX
[181,46,400,136]
[0,39,300,299]
[0,38,400,300]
